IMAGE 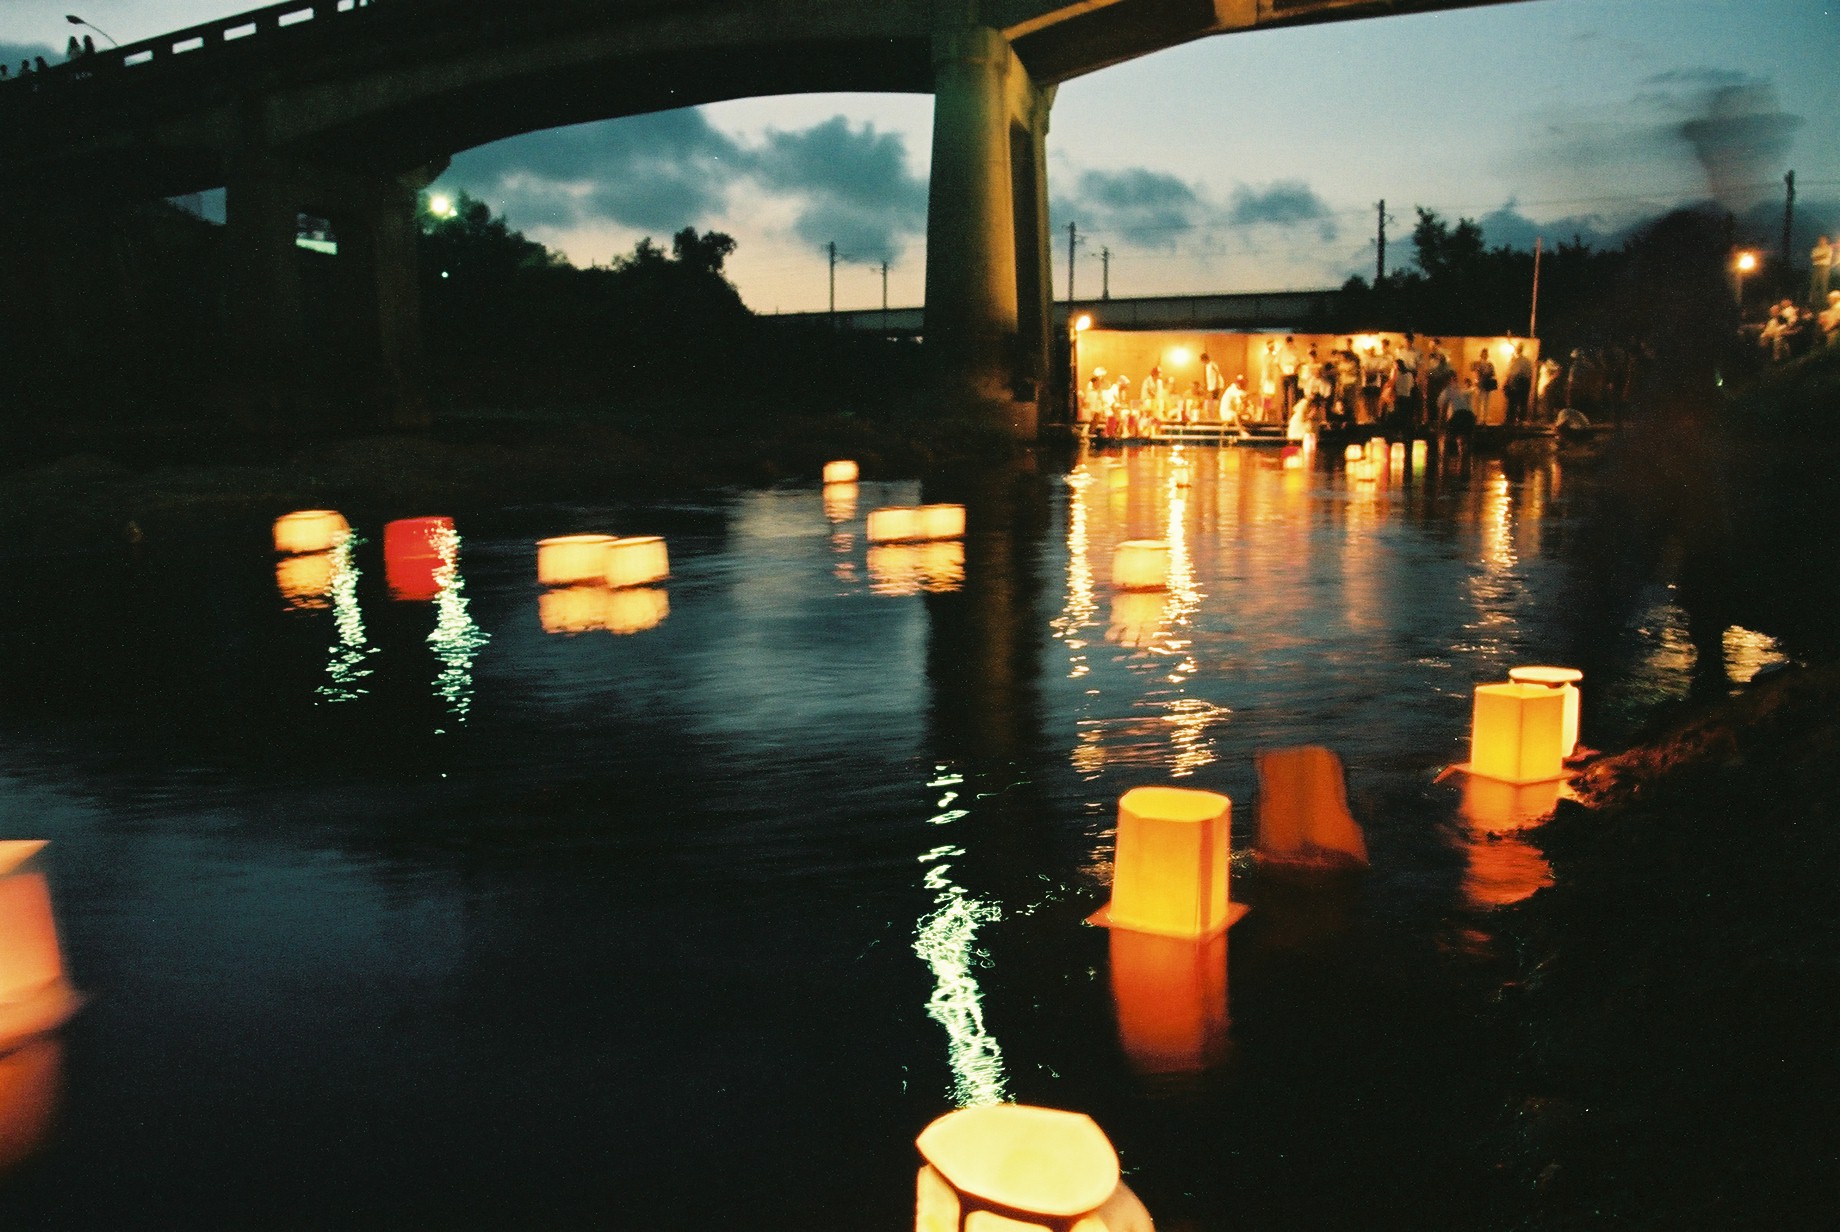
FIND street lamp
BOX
[427,193,456,219]
[1734,249,1759,313]
[1070,313,1092,428]
[64,14,119,47]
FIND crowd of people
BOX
[1078,333,1551,443]
[1750,236,1840,362]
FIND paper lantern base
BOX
[1450,761,1570,787]
[0,981,82,1054]
[1086,900,1248,937]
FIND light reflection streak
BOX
[316,534,376,704]
[1458,463,1521,657]
[913,767,1009,1108]
[1156,479,1215,777]
[426,523,489,723]
[1722,625,1787,684]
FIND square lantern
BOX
[1091,786,1244,938]
[1468,682,1567,784]
[1110,540,1170,591]
[915,1105,1151,1232]
[1508,666,1583,755]
[1109,928,1228,1078]
[1255,745,1368,868]
[915,504,966,541]
[605,536,670,589]
[537,534,615,587]
[0,842,81,1052]
[272,510,349,555]
[822,460,859,485]
[384,516,453,602]
[867,507,922,544]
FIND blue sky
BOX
[6,0,1835,312]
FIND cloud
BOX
[1054,168,1205,248]
[1475,201,1625,252]
[753,117,927,263]
[1227,180,1338,239]
[1673,82,1803,210]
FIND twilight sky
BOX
[6,0,1835,313]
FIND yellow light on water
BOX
[1111,540,1170,591]
[1092,786,1243,939]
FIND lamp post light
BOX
[1734,249,1759,314]
[64,14,118,47]
[426,193,456,220]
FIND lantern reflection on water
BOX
[1091,786,1245,938]
[868,541,965,596]
[275,550,335,610]
[605,586,669,634]
[605,536,670,589]
[915,1104,1153,1232]
[1106,589,1165,648]
[823,482,859,524]
[0,1036,61,1176]
[1467,682,1567,784]
[536,534,616,586]
[1507,666,1583,755]
[1110,540,1170,591]
[384,517,453,601]
[1255,746,1368,869]
[272,510,349,555]
[822,459,859,485]
[1344,443,1364,462]
[1457,774,1564,907]
[538,586,669,635]
[0,842,81,1053]
[1109,928,1228,1078]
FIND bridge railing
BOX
[3,0,378,89]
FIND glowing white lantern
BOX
[915,1105,1153,1232]
[1255,745,1368,868]
[1344,444,1364,462]
[1508,665,1583,755]
[822,460,859,485]
[867,507,923,544]
[1092,786,1244,938]
[0,842,81,1053]
[537,534,615,586]
[539,586,612,634]
[1111,540,1170,591]
[823,483,859,524]
[604,586,669,634]
[915,504,966,541]
[1109,929,1228,1078]
[605,536,670,589]
[273,510,349,555]
[1468,682,1567,784]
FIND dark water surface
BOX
[0,443,1783,1229]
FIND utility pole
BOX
[1782,170,1796,276]
[880,259,889,333]
[1529,236,1543,339]
[1375,199,1387,284]
[826,241,838,325]
[1066,221,1078,305]
[1100,247,1111,300]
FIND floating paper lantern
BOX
[1111,540,1170,591]
[0,1036,61,1176]
[0,842,81,1052]
[275,551,334,610]
[384,516,453,601]
[1106,589,1166,648]
[1508,665,1583,755]
[537,534,615,587]
[604,586,669,635]
[1412,439,1428,469]
[605,536,670,589]
[1091,786,1245,938]
[1255,745,1368,868]
[1109,928,1228,1077]
[272,510,349,555]
[916,504,967,541]
[1365,438,1385,462]
[1389,442,1406,467]
[1344,444,1364,462]
[915,1105,1153,1232]
[823,483,859,524]
[867,507,923,544]
[539,585,612,634]
[822,460,859,485]
[1468,682,1567,784]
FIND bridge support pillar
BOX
[223,155,306,427]
[925,25,1054,440]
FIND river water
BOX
[0,441,1784,1228]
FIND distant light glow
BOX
[1167,346,1191,367]
[1074,313,1092,331]
[428,193,455,218]
[1734,250,1758,273]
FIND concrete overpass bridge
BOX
[0,0,1525,431]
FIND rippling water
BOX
[0,443,1783,1228]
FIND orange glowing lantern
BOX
[822,460,859,485]
[1111,540,1170,591]
[1508,666,1583,755]
[1411,439,1428,469]
[1343,444,1364,462]
[1091,786,1245,938]
[867,507,923,544]
[1389,442,1406,468]
[0,1036,61,1176]
[0,842,81,1053]
[272,510,349,555]
[915,1105,1153,1232]
[384,516,453,602]
[1109,928,1228,1077]
[1255,746,1368,869]
[824,483,859,524]
[537,534,615,587]
[539,586,612,634]
[1106,590,1165,647]
[1468,682,1567,784]
[1365,438,1385,462]
[605,536,670,589]
[916,504,967,541]
[275,551,334,610]
[604,586,669,634]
